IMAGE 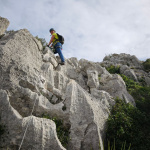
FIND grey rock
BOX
[91,88,115,108]
[0,90,65,150]
[1,17,146,150]
[145,76,150,86]
[102,53,143,69]
[87,69,99,88]
[43,48,58,67]
[0,16,10,36]
[53,88,62,98]
[49,57,58,67]
[21,116,66,150]
[64,80,114,150]
[79,58,105,75]
[100,74,135,105]
[120,65,138,81]
[68,57,79,68]
[51,95,59,104]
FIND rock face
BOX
[120,65,138,81]
[101,53,150,86]
[0,90,65,150]
[0,16,10,36]
[99,74,135,105]
[1,17,148,150]
[102,53,143,69]
[0,22,115,150]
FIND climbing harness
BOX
[49,45,56,53]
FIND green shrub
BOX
[120,74,150,114]
[106,74,150,150]
[42,114,70,148]
[106,65,120,74]
[131,86,150,114]
[105,98,150,150]
[105,67,150,149]
[143,59,150,71]
[119,74,141,93]
[35,36,47,49]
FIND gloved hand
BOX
[47,45,49,47]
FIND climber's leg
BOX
[55,43,65,63]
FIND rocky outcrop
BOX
[101,53,150,86]
[0,23,115,149]
[0,16,9,37]
[0,90,65,150]
[120,65,138,81]
[1,17,147,150]
[64,80,114,150]
[99,74,135,105]
[102,53,143,69]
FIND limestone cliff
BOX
[0,17,149,150]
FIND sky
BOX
[0,0,150,62]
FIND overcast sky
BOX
[0,0,150,62]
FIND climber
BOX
[47,28,65,65]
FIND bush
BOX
[143,59,150,71]
[106,74,150,150]
[131,86,150,114]
[42,114,70,148]
[119,74,141,93]
[35,36,47,49]
[106,65,120,74]
[120,74,150,114]
[105,98,150,150]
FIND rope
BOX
[18,95,37,150]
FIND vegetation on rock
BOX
[42,114,70,148]
[35,36,47,49]
[105,66,150,150]
[143,58,150,72]
[106,65,120,74]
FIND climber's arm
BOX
[48,35,55,46]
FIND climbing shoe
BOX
[59,62,65,65]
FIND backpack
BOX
[57,33,64,45]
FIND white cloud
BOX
[0,0,150,62]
